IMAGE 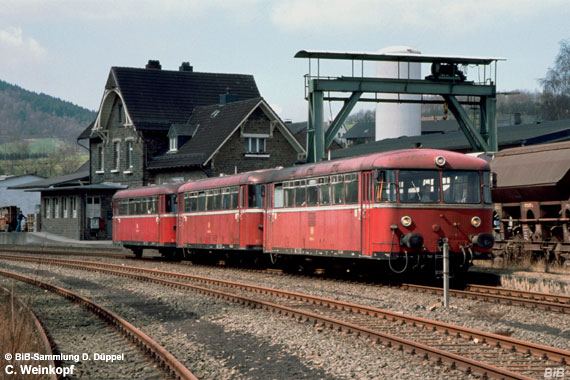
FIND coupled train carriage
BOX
[113,149,495,276]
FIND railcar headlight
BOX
[471,216,482,228]
[435,155,446,167]
[401,216,413,227]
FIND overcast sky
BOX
[1,0,568,121]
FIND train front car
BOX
[367,149,494,275]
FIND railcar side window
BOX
[197,192,206,211]
[398,171,440,203]
[184,193,192,212]
[344,173,358,204]
[482,172,492,204]
[331,175,344,205]
[221,188,231,210]
[294,180,306,207]
[306,179,318,206]
[375,170,397,202]
[284,182,295,207]
[274,184,284,208]
[442,171,480,204]
[230,187,239,209]
[206,189,221,211]
[119,199,128,215]
[318,177,330,205]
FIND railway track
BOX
[0,268,199,380]
[1,246,568,313]
[0,284,57,380]
[398,283,570,314]
[1,254,568,380]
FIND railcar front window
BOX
[442,171,481,204]
[398,171,440,203]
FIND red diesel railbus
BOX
[113,149,494,275]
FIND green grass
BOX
[0,138,65,155]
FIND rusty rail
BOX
[0,284,57,380]
[0,269,198,380]
[2,255,569,379]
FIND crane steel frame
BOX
[295,50,505,163]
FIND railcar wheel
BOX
[131,247,143,259]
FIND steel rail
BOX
[465,284,570,304]
[0,284,58,380]
[0,268,199,380]
[2,255,568,379]
[2,254,568,363]
[398,283,570,314]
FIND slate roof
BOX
[8,170,89,190]
[332,119,570,159]
[147,97,265,170]
[79,66,260,137]
[344,121,375,139]
[111,67,260,131]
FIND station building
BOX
[14,60,305,240]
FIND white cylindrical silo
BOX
[375,46,421,141]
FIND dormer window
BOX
[169,137,178,152]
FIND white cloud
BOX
[0,0,263,22]
[0,27,46,61]
[269,0,569,35]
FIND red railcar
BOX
[177,170,276,253]
[113,149,494,275]
[263,149,494,273]
[112,183,181,257]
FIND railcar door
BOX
[238,185,246,248]
[361,171,373,256]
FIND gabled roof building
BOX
[82,60,304,188]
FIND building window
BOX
[169,137,178,152]
[112,141,120,171]
[97,145,104,172]
[45,198,51,218]
[126,140,133,168]
[71,197,77,218]
[245,137,266,153]
[62,198,68,218]
[54,198,59,218]
[87,197,101,218]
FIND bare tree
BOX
[540,39,570,120]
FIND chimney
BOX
[179,62,193,72]
[145,60,162,70]
[219,88,237,105]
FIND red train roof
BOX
[177,167,280,192]
[264,149,490,182]
[113,183,182,199]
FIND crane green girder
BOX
[295,50,505,163]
